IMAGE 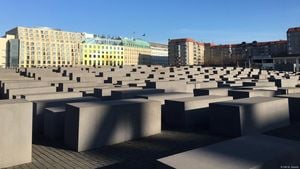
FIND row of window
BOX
[84,60,123,66]
[20,38,80,43]
[22,42,79,46]
[84,51,123,54]
[21,60,74,65]
[20,29,80,37]
[84,45,123,50]
[84,55,124,59]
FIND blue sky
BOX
[0,0,299,44]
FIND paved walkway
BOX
[5,130,229,169]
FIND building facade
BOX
[81,36,124,67]
[3,27,167,67]
[168,38,205,66]
[6,27,83,68]
[206,40,288,67]
[146,42,168,65]
[287,27,300,55]
[122,38,151,65]
[208,44,231,66]
[0,35,15,68]
[2,25,299,68]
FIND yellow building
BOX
[81,36,124,66]
[6,27,83,68]
[0,34,15,68]
[122,38,151,65]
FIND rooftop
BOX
[168,38,205,46]
[287,27,300,32]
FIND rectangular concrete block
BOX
[21,91,83,101]
[274,79,299,87]
[243,81,275,87]
[277,87,300,95]
[194,88,230,96]
[195,81,218,89]
[44,107,66,140]
[7,86,57,99]
[237,86,278,91]
[111,89,165,99]
[137,92,194,105]
[32,97,100,136]
[146,80,187,92]
[277,93,300,122]
[228,89,276,99]
[164,96,233,129]
[0,100,32,168]
[2,81,50,94]
[158,135,300,169]
[58,82,107,92]
[209,97,290,136]
[64,99,161,152]
[94,87,142,97]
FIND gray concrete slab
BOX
[164,96,233,129]
[32,96,100,136]
[146,80,187,92]
[194,88,230,96]
[274,78,299,87]
[228,89,276,99]
[137,92,194,105]
[0,100,32,168]
[111,89,165,99]
[277,93,300,122]
[44,107,66,140]
[58,82,108,92]
[21,91,83,101]
[243,81,275,87]
[236,86,278,91]
[7,86,57,99]
[64,99,161,151]
[277,87,300,95]
[94,86,142,97]
[209,97,290,136]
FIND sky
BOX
[0,0,300,44]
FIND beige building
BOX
[0,34,15,68]
[287,27,300,55]
[168,38,205,66]
[6,27,83,68]
[122,38,151,65]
